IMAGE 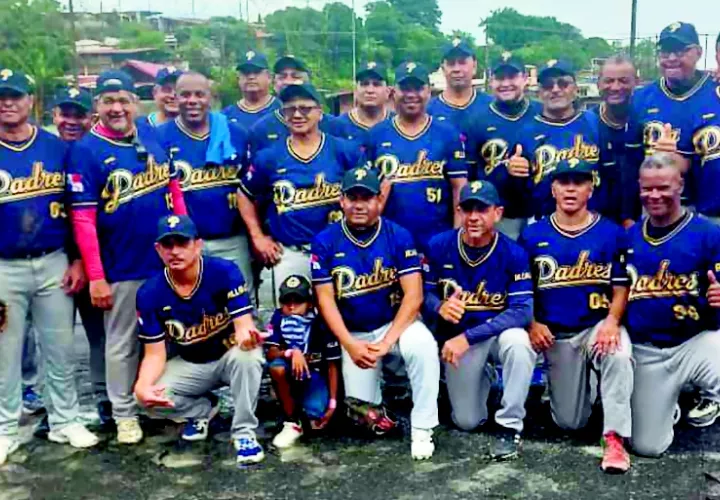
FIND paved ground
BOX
[3,331,720,500]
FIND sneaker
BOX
[673,403,681,426]
[181,402,220,442]
[0,436,20,466]
[491,427,521,461]
[97,401,113,427]
[235,436,265,465]
[687,399,720,428]
[411,428,435,460]
[116,417,143,445]
[48,423,99,448]
[33,414,50,439]
[22,387,45,415]
[601,432,630,474]
[272,421,304,449]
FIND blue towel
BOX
[205,111,237,165]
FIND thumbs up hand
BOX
[507,145,530,178]
[653,123,678,154]
[438,287,466,324]
[707,270,720,308]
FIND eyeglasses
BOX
[658,45,696,58]
[281,105,319,118]
[540,78,575,91]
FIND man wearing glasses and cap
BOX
[238,83,363,305]
[67,69,186,445]
[330,61,392,147]
[463,52,541,240]
[143,66,184,128]
[222,51,280,131]
[0,68,99,465]
[428,38,491,129]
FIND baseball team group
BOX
[1,18,720,476]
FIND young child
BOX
[265,275,340,449]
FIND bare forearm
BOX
[607,286,629,323]
[383,278,423,347]
[136,349,167,389]
[237,191,266,239]
[317,288,355,348]
[327,361,339,400]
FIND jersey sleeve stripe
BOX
[447,170,469,177]
[325,354,342,361]
[237,182,254,198]
[398,266,422,275]
[228,305,253,317]
[71,201,98,207]
[508,291,533,296]
[138,333,165,341]
[312,277,333,283]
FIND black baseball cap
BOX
[395,62,430,86]
[550,159,595,181]
[538,59,575,81]
[96,70,135,95]
[443,38,475,60]
[274,55,311,75]
[279,82,322,104]
[279,275,312,304]
[356,61,387,82]
[156,215,199,242]
[53,86,92,112]
[492,52,525,75]
[459,180,501,208]
[237,50,269,72]
[658,22,700,48]
[155,66,183,86]
[0,68,34,95]
[342,167,381,195]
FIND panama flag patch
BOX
[68,173,84,193]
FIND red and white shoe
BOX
[601,432,630,474]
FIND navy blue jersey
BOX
[424,229,533,341]
[518,112,616,219]
[329,109,393,148]
[248,110,335,157]
[239,134,362,247]
[157,119,248,240]
[519,214,628,334]
[67,125,173,282]
[0,127,70,258]
[427,89,492,129]
[365,116,468,253]
[625,213,720,347]
[222,96,281,131]
[265,310,341,369]
[589,104,628,222]
[311,218,421,333]
[691,85,720,216]
[463,99,542,218]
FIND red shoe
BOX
[601,432,630,474]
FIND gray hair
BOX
[640,152,681,172]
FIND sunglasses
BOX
[540,77,575,91]
[658,45,696,57]
[281,105,319,118]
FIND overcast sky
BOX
[73,0,720,68]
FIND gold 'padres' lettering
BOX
[273,173,341,214]
[480,139,509,175]
[102,155,171,214]
[627,260,699,300]
[535,251,612,289]
[374,150,445,182]
[164,311,231,345]
[533,135,600,184]
[643,121,681,154]
[440,278,506,311]
[332,258,397,299]
[694,125,720,165]
[0,163,65,203]
[173,160,240,190]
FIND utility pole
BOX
[68,0,80,83]
[484,22,490,92]
[351,0,356,78]
[629,0,638,59]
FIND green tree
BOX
[481,8,582,51]
[388,0,441,31]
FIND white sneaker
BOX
[116,417,143,445]
[272,422,303,449]
[48,423,100,448]
[0,436,20,465]
[411,428,435,460]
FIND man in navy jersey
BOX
[222,51,280,131]
[143,66,183,128]
[463,52,541,239]
[627,153,720,456]
[0,68,98,465]
[690,82,720,223]
[53,86,93,142]
[365,61,468,255]
[312,167,440,460]
[238,83,362,305]
[68,70,185,445]
[520,159,633,473]
[424,180,535,461]
[157,72,255,296]
[330,61,391,146]
[135,215,265,464]
[428,38,491,128]
[512,59,617,221]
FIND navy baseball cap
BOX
[443,38,476,60]
[550,159,595,181]
[0,68,34,95]
[459,180,501,208]
[237,50,269,72]
[658,22,700,48]
[274,55,311,75]
[538,59,575,81]
[156,215,199,242]
[279,275,312,303]
[53,87,92,112]
[492,52,525,75]
[342,167,381,195]
[155,66,183,86]
[279,82,322,104]
[356,61,387,82]
[96,70,135,95]
[395,62,430,86]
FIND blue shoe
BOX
[22,387,45,415]
[181,399,220,442]
[97,401,113,427]
[234,436,265,465]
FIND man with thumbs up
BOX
[424,180,535,461]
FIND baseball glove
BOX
[345,397,397,436]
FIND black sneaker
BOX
[687,399,720,428]
[98,401,113,427]
[492,427,521,461]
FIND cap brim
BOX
[396,75,429,85]
[539,68,574,80]
[658,35,696,48]
[443,48,475,60]
[551,171,594,181]
[156,231,195,243]
[460,197,495,209]
[279,291,311,303]
[237,63,267,72]
[343,184,380,195]
[492,64,523,75]
[356,69,385,82]
[0,84,29,95]
[279,86,321,103]
[274,59,309,74]
[54,99,91,112]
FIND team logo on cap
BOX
[68,87,80,98]
[470,181,483,193]
[367,62,377,69]
[103,78,123,87]
[406,62,417,73]
[286,276,301,288]
[167,215,180,228]
[355,169,367,180]
[0,69,13,81]
[668,22,682,33]
[246,50,255,60]
[501,51,512,61]
[25,75,35,86]
[568,158,580,168]
[546,59,558,68]
[167,66,178,74]
[452,38,462,47]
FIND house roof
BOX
[121,59,168,78]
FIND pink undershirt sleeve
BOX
[70,207,106,281]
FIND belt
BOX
[0,247,61,261]
[285,244,312,253]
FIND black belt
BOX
[0,247,61,260]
